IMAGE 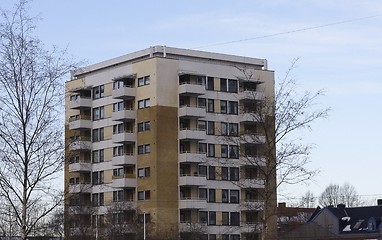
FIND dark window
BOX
[199,165,207,176]
[228,101,238,115]
[208,166,215,180]
[228,79,238,93]
[198,120,206,131]
[229,123,239,136]
[208,144,215,157]
[199,188,207,200]
[230,212,240,226]
[230,190,239,203]
[209,211,216,225]
[198,98,206,108]
[207,77,214,90]
[93,85,104,99]
[221,122,228,136]
[220,100,227,114]
[138,167,150,177]
[222,189,229,203]
[221,167,228,180]
[220,78,227,92]
[222,212,229,225]
[198,143,207,154]
[229,145,239,159]
[209,189,216,203]
[230,167,239,181]
[199,211,208,223]
[207,121,215,135]
[221,145,228,158]
[138,98,150,109]
[138,76,150,87]
[207,99,214,112]
[93,106,104,120]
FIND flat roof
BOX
[72,46,268,79]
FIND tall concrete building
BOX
[65,46,276,240]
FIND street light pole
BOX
[143,212,146,240]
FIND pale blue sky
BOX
[3,0,382,204]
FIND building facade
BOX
[64,46,275,240]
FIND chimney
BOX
[377,199,382,206]
[337,204,346,209]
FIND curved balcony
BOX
[112,175,137,188]
[112,154,136,166]
[69,184,92,194]
[178,105,206,118]
[178,128,206,141]
[112,131,136,143]
[69,163,92,172]
[179,199,207,209]
[69,97,92,109]
[240,134,266,144]
[239,90,264,101]
[112,109,136,122]
[178,83,205,96]
[112,86,136,100]
[179,175,206,186]
[239,178,264,189]
[240,156,267,167]
[179,152,206,163]
[69,140,92,151]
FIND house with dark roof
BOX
[279,201,382,240]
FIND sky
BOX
[2,0,382,205]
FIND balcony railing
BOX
[69,96,92,109]
[178,83,205,95]
[112,86,136,100]
[179,151,206,163]
[69,140,92,151]
[179,174,207,186]
[238,90,265,101]
[178,105,206,118]
[112,153,136,166]
[69,183,92,193]
[179,198,207,209]
[178,128,206,141]
[112,131,136,143]
[69,162,92,172]
[112,176,137,188]
[69,115,92,130]
[112,109,136,121]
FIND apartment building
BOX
[65,46,275,240]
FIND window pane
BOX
[145,121,150,130]
[230,167,239,181]
[209,211,216,225]
[221,145,228,158]
[199,165,207,176]
[199,188,207,200]
[228,79,238,93]
[199,211,208,223]
[229,146,239,159]
[208,166,215,180]
[222,212,229,225]
[230,190,239,203]
[138,123,144,132]
[209,189,216,202]
[220,78,227,92]
[221,167,228,180]
[222,189,229,203]
[198,98,206,108]
[207,121,215,135]
[207,77,214,90]
[221,101,227,114]
[208,144,215,157]
[230,213,240,226]
[207,99,214,112]
[198,143,207,154]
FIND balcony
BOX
[239,178,264,189]
[178,83,205,96]
[69,97,92,109]
[238,90,264,101]
[69,140,92,151]
[69,184,92,194]
[179,222,207,232]
[179,175,207,186]
[112,154,136,166]
[112,86,136,100]
[179,152,206,163]
[179,199,207,209]
[240,156,267,167]
[69,163,92,172]
[112,175,137,188]
[112,132,136,143]
[240,201,264,211]
[239,113,262,123]
[69,116,92,130]
[178,106,206,118]
[178,129,206,141]
[240,134,266,144]
[112,109,136,122]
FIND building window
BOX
[138,98,150,109]
[221,122,228,136]
[229,145,239,159]
[230,190,240,203]
[92,193,104,206]
[138,190,150,200]
[208,166,215,180]
[220,78,228,92]
[113,101,124,112]
[207,99,214,112]
[198,97,206,108]
[69,177,79,185]
[138,167,150,177]
[113,190,124,202]
[221,167,228,180]
[113,167,124,177]
[230,167,239,181]
[206,77,214,90]
[230,212,240,226]
[207,121,215,135]
[199,165,207,176]
[138,76,150,87]
[92,149,104,163]
[209,235,216,240]
[92,171,104,185]
[228,79,238,93]
[138,144,150,154]
[199,211,208,223]
[198,120,206,131]
[93,85,104,99]
[113,146,124,156]
[221,145,228,158]
[92,128,104,142]
[229,123,239,136]
[220,100,227,114]
[93,106,105,120]
[207,144,215,157]
[113,123,123,134]
[69,155,80,164]
[138,121,150,132]
[199,143,207,154]
[222,189,229,203]
[228,101,238,115]
[199,188,207,200]
[209,211,216,225]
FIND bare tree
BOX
[299,191,316,208]
[234,59,329,240]
[0,1,77,239]
[319,183,363,207]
